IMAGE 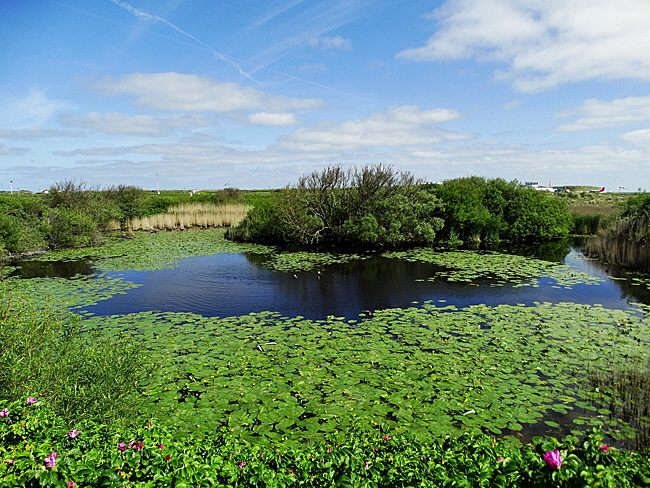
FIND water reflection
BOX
[13,259,95,279]
[78,247,649,319]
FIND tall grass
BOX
[110,202,251,231]
[0,290,152,426]
[588,358,650,450]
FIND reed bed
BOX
[110,202,251,231]
[583,215,650,272]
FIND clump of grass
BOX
[588,358,650,450]
[110,202,251,231]
[0,290,152,427]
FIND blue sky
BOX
[3,0,650,191]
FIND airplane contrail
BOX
[107,0,385,108]
[108,0,255,82]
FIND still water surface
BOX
[72,247,650,319]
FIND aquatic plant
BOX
[78,300,650,444]
[383,248,603,288]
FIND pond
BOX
[7,233,650,447]
[14,245,650,320]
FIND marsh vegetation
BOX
[2,170,650,486]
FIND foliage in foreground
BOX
[0,292,151,427]
[2,398,649,488]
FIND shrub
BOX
[46,207,103,249]
[428,177,573,243]
[229,165,444,247]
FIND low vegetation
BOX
[0,182,246,256]
[0,291,151,426]
[3,400,649,487]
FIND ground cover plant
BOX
[2,397,650,487]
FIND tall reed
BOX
[583,215,650,273]
[109,202,251,231]
[588,358,650,450]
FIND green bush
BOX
[428,177,573,243]
[46,207,103,249]
[229,165,444,247]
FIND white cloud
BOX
[307,36,352,50]
[0,90,76,127]
[397,0,650,92]
[58,112,217,136]
[555,95,650,131]
[95,72,325,112]
[502,100,521,110]
[247,112,301,126]
[276,105,472,152]
[620,128,650,147]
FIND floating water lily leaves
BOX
[83,300,650,444]
[383,249,604,288]
[31,229,274,272]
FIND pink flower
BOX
[0,408,8,418]
[542,450,562,469]
[5,459,14,464]
[600,444,609,452]
[373,447,379,452]
[128,440,135,448]
[67,482,76,487]
[135,442,143,451]
[497,457,504,461]
[68,429,79,438]
[158,444,164,449]
[364,461,370,470]
[238,462,245,469]
[44,452,58,468]
[26,397,37,405]
[118,442,127,451]
[383,436,391,441]
[165,454,171,462]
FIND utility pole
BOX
[9,181,12,194]
[156,173,160,194]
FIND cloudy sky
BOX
[3,0,650,191]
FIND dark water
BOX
[74,250,648,319]
[13,243,650,319]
